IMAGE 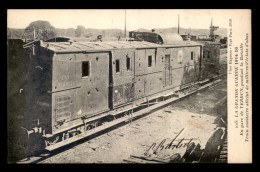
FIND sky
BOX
[7,9,238,30]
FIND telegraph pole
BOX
[33,28,36,40]
[178,14,180,34]
[209,18,219,42]
[124,9,126,38]
[210,19,213,39]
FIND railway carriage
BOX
[199,41,221,80]
[22,32,220,153]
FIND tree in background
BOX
[7,28,25,39]
[75,25,86,37]
[24,20,57,41]
[7,28,12,38]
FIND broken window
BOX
[116,59,120,73]
[126,57,130,71]
[148,55,152,67]
[82,61,90,77]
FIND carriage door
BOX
[164,54,171,87]
[75,52,110,116]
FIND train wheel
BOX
[84,124,91,132]
[45,136,60,147]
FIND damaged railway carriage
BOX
[24,32,220,151]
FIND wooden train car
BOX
[23,32,220,152]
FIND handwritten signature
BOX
[144,128,196,156]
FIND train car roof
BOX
[196,41,221,45]
[36,40,203,54]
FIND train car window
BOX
[126,57,131,71]
[82,61,90,77]
[116,59,120,73]
[191,52,194,60]
[148,55,152,67]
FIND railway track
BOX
[216,137,228,163]
[18,73,227,164]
